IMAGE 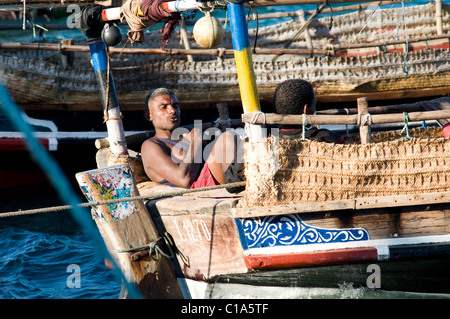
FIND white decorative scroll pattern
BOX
[240,214,369,248]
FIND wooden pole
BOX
[76,165,184,299]
[227,2,265,141]
[298,10,313,50]
[241,97,450,125]
[0,41,329,56]
[179,18,194,62]
[436,0,443,35]
[4,34,447,56]
[87,38,128,155]
[283,2,326,49]
[242,109,450,125]
[357,97,371,144]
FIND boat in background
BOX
[0,2,449,112]
[0,110,144,189]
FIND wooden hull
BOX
[2,3,450,111]
[75,98,450,298]
[76,151,450,297]
[140,185,450,297]
[183,257,450,298]
[3,48,449,111]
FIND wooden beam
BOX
[2,34,444,58]
[76,165,184,298]
[0,42,327,56]
[242,107,450,126]
[436,0,443,35]
[233,191,450,218]
[316,87,450,103]
[251,0,405,7]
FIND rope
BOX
[357,113,373,126]
[120,0,154,45]
[302,113,308,141]
[0,181,246,218]
[115,233,175,261]
[344,108,350,137]
[401,112,411,139]
[247,4,259,54]
[350,0,382,44]
[250,111,266,125]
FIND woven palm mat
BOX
[241,127,450,207]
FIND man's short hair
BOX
[273,79,315,115]
[144,88,176,121]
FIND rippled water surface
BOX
[0,210,121,299]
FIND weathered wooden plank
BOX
[76,164,183,299]
[355,192,450,210]
[298,205,450,239]
[234,191,450,218]
[146,196,248,280]
[242,107,450,126]
[233,199,356,218]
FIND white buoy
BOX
[193,12,224,49]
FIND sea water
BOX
[0,0,449,300]
[0,204,121,299]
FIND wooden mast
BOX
[436,0,443,35]
[87,38,128,156]
[227,1,265,141]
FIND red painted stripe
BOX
[0,169,48,189]
[161,2,169,12]
[336,42,449,58]
[244,247,379,270]
[0,138,49,151]
[101,10,108,21]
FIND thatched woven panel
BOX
[241,135,450,207]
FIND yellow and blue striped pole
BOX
[227,3,260,114]
[227,2,264,140]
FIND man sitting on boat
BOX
[273,79,342,143]
[141,88,240,189]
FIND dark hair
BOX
[273,79,316,115]
[144,88,176,121]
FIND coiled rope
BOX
[115,232,176,261]
[0,181,246,218]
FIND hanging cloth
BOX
[140,0,181,48]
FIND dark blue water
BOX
[0,211,121,299]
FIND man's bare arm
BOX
[141,129,203,188]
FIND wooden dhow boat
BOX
[66,0,450,299]
[1,1,449,112]
[77,95,450,299]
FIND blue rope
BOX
[0,82,143,299]
[401,112,411,139]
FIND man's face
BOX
[147,94,181,131]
